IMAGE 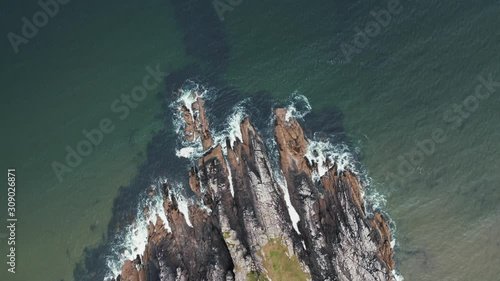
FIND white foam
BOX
[176,147,196,158]
[267,137,301,235]
[303,135,356,183]
[226,158,235,197]
[209,103,247,153]
[103,86,403,280]
[388,214,403,281]
[358,176,402,281]
[364,187,387,212]
[168,182,193,227]
[176,193,193,228]
[176,82,207,120]
[214,106,245,197]
[171,82,209,161]
[172,85,247,163]
[275,170,302,235]
[172,90,247,200]
[291,109,403,281]
[104,180,170,280]
[285,93,312,121]
[227,107,245,148]
[392,270,405,281]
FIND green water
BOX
[224,1,500,280]
[1,0,499,280]
[1,1,188,280]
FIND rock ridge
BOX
[114,92,395,281]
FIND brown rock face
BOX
[274,109,395,280]
[370,212,396,271]
[114,95,396,281]
[274,108,312,177]
[180,94,214,150]
[118,257,146,281]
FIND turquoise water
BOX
[1,0,499,280]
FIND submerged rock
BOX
[116,91,395,281]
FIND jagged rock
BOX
[115,94,395,281]
[119,259,145,281]
[274,108,394,281]
[180,94,213,150]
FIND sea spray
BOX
[304,136,357,182]
[104,179,170,280]
[280,92,403,280]
[267,137,302,234]
[284,92,312,121]
[169,181,194,227]
[171,82,209,161]
[103,83,401,280]
[172,82,248,162]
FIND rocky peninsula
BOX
[113,91,395,281]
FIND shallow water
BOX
[1,0,499,280]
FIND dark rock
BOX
[114,96,396,281]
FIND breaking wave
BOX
[102,81,402,280]
[104,179,170,280]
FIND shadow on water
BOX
[168,0,230,76]
[303,107,349,144]
[73,70,355,281]
[73,1,354,278]
[71,68,247,281]
[73,82,355,281]
[73,94,186,281]
[74,0,233,275]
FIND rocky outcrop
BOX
[274,108,395,280]
[180,95,213,150]
[114,92,395,281]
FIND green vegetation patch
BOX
[247,271,267,281]
[259,239,310,281]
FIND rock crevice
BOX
[115,93,395,281]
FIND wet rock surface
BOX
[115,94,395,281]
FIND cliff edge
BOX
[114,92,395,281]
